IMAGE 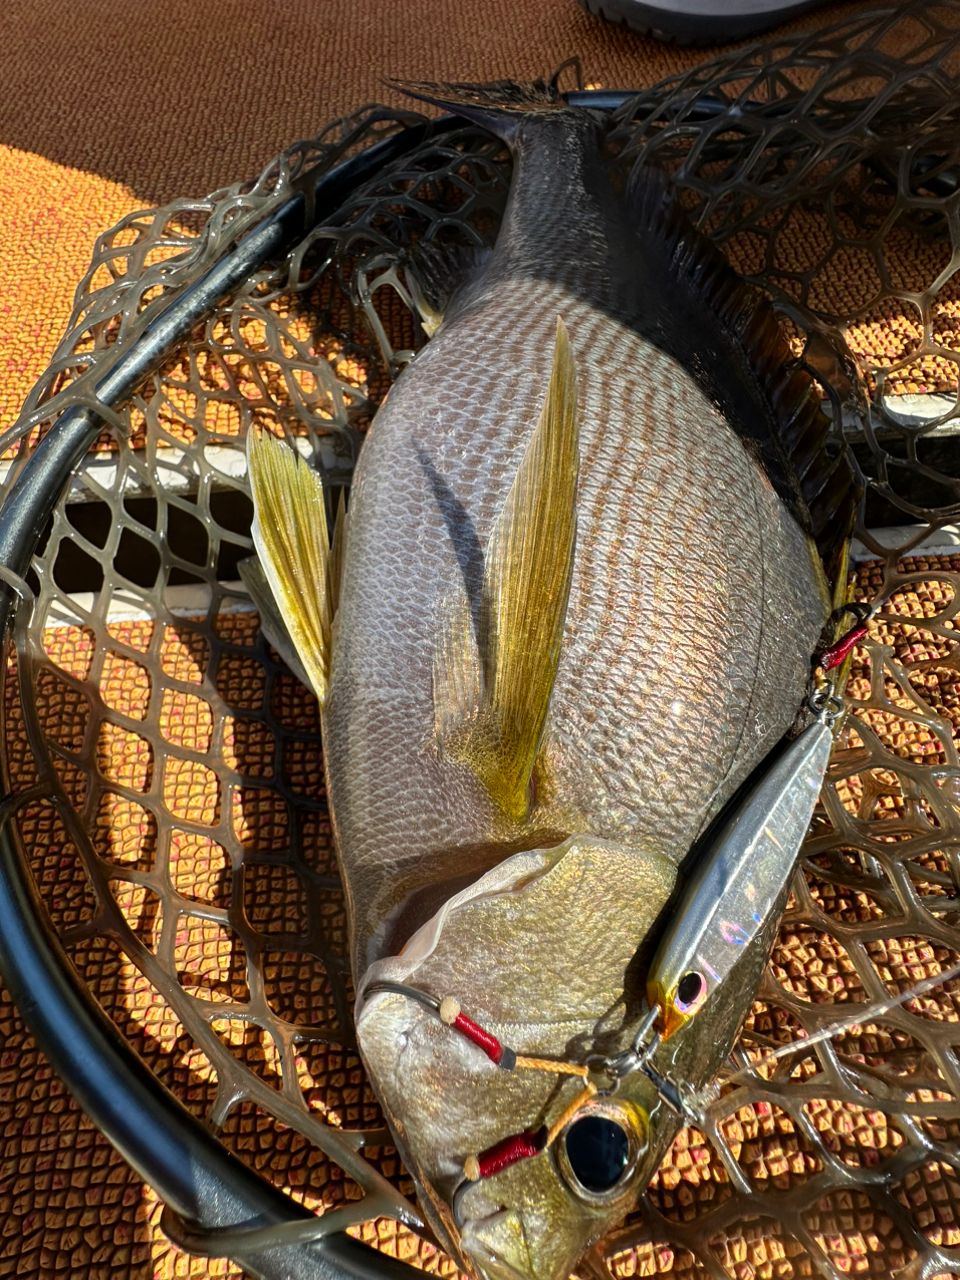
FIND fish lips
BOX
[460,1207,535,1280]
[452,1127,661,1280]
[456,1179,592,1280]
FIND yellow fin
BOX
[247,431,339,705]
[329,488,348,615]
[831,536,852,616]
[436,317,580,820]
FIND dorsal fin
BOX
[386,77,567,137]
[434,317,579,820]
[629,171,859,601]
[246,431,345,705]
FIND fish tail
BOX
[386,75,593,141]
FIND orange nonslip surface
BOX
[0,0,905,445]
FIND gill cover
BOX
[357,835,678,1280]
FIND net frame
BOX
[2,6,960,1279]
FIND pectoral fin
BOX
[435,317,579,820]
[237,555,313,692]
[246,431,344,704]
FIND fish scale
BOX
[328,278,825,969]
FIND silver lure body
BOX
[648,718,833,1032]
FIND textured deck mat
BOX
[0,0,937,452]
[2,554,960,1280]
[6,0,958,494]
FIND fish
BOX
[246,77,857,1280]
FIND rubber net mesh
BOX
[4,3,960,1277]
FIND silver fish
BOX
[247,77,855,1280]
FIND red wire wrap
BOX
[452,1011,503,1064]
[476,1130,544,1179]
[820,624,868,671]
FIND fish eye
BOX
[675,970,705,1012]
[558,1102,646,1200]
[565,1115,628,1192]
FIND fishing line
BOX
[712,955,960,1096]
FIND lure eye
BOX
[555,1100,647,1198]
[675,970,705,1013]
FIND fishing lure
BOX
[599,702,837,1118]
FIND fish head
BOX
[356,834,683,1280]
[454,1089,660,1280]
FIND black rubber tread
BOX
[576,0,829,44]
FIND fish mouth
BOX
[460,1209,535,1280]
